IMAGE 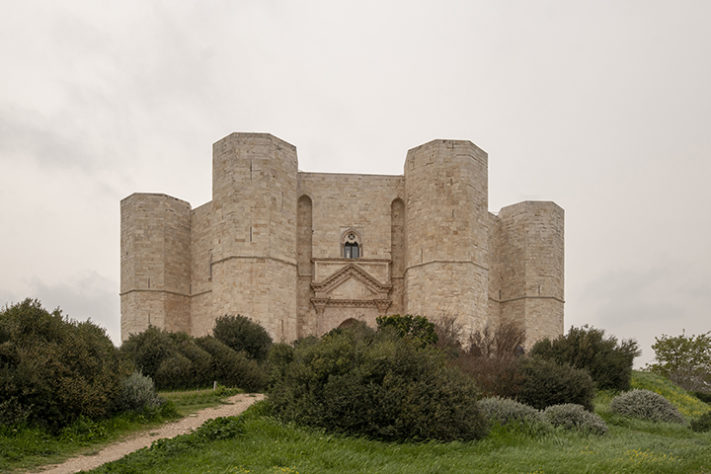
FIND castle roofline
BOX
[214,132,297,151]
[298,171,403,179]
[120,192,191,206]
[406,138,487,156]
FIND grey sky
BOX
[1,0,709,366]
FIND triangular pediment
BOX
[312,263,391,299]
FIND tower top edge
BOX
[213,132,297,151]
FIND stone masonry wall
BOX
[496,201,564,347]
[120,132,564,348]
[404,139,489,335]
[120,193,191,340]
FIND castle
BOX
[121,132,564,345]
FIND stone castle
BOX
[121,132,564,345]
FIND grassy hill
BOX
[91,388,711,474]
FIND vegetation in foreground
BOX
[90,399,711,474]
[0,387,239,472]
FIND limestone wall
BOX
[189,202,214,336]
[403,139,489,334]
[210,133,298,342]
[120,193,191,340]
[119,132,564,347]
[297,172,404,260]
[496,201,565,347]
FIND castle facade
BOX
[120,132,564,345]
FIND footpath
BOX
[36,393,265,474]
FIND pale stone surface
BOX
[120,132,565,347]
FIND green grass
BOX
[0,387,240,473]
[90,401,711,473]
[159,386,242,415]
[630,370,711,419]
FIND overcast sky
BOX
[1,0,709,366]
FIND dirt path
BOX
[35,393,265,474]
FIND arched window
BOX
[342,230,361,259]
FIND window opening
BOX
[344,242,360,259]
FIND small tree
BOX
[213,314,272,361]
[530,325,639,391]
[648,331,711,394]
[376,314,438,347]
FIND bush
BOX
[517,358,595,410]
[530,325,639,391]
[154,352,194,390]
[195,416,245,440]
[452,320,526,398]
[266,342,294,388]
[610,389,685,423]
[269,327,487,442]
[117,372,162,412]
[120,326,176,381]
[690,411,711,432]
[477,397,547,429]
[0,299,121,429]
[213,314,272,361]
[195,336,267,392]
[543,404,608,435]
[376,314,438,346]
[630,370,710,419]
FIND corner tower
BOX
[210,133,298,341]
[495,201,564,345]
[403,139,489,334]
[120,193,191,340]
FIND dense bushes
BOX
[269,325,487,442]
[451,320,526,398]
[121,327,267,391]
[530,325,639,391]
[543,404,608,435]
[376,314,438,346]
[610,389,685,423]
[516,358,595,410]
[213,314,272,361]
[0,299,121,429]
[195,336,266,392]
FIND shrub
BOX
[376,314,438,346]
[543,404,608,435]
[517,358,595,410]
[610,389,685,423]
[269,327,487,442]
[530,325,639,391]
[154,352,194,390]
[694,391,711,404]
[195,336,267,392]
[266,342,295,387]
[195,416,245,440]
[117,372,162,413]
[631,370,710,419]
[690,411,711,432]
[213,314,272,361]
[477,397,546,428]
[0,299,121,429]
[452,320,526,398]
[120,326,176,381]
[171,334,214,388]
